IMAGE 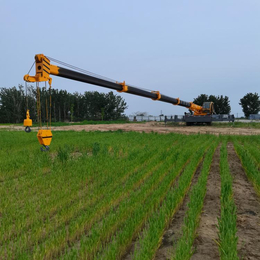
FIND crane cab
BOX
[202,102,215,115]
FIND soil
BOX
[123,158,203,260]
[153,161,203,259]
[227,143,260,260]
[191,146,221,260]
[2,122,260,135]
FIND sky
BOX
[1,0,259,117]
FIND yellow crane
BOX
[24,54,216,150]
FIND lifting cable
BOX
[25,82,28,109]
[47,56,167,97]
[24,60,53,151]
[36,82,42,128]
[47,56,117,83]
[23,62,35,133]
[36,81,52,152]
[44,81,52,131]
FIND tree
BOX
[208,95,231,114]
[80,91,127,121]
[0,86,127,123]
[0,85,36,123]
[104,91,128,120]
[239,92,260,118]
[193,94,209,106]
[193,94,231,114]
[133,111,148,116]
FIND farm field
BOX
[0,130,260,259]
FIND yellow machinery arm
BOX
[24,54,216,150]
[24,54,214,116]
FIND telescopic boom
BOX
[24,54,213,116]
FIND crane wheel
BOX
[25,126,31,133]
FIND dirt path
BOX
[191,146,221,260]
[227,143,260,260]
[153,161,203,259]
[2,122,260,135]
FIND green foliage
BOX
[233,137,260,194]
[132,137,217,260]
[0,85,127,123]
[218,142,238,260]
[192,94,209,106]
[0,131,259,259]
[173,145,217,260]
[92,142,100,156]
[57,145,71,163]
[0,85,35,123]
[239,92,260,118]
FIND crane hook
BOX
[25,126,31,133]
[40,145,50,152]
[23,109,32,133]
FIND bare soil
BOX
[227,143,260,260]
[2,122,260,135]
[191,146,221,260]
[154,161,203,259]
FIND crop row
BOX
[55,135,211,259]
[3,131,258,259]
[0,131,213,259]
[0,134,163,245]
[94,139,214,260]
[172,144,217,260]
[218,142,238,260]
[130,142,213,259]
[233,137,260,194]
[1,132,177,258]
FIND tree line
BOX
[0,85,259,124]
[0,85,127,123]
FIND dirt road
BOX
[1,122,260,135]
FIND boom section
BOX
[24,54,198,110]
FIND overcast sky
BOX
[1,0,259,116]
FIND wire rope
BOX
[46,56,170,97]
[47,56,117,83]
[36,82,42,129]
[25,81,28,109]
[27,61,35,75]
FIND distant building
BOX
[249,114,260,120]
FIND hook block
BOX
[37,130,52,146]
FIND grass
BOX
[233,136,260,195]
[0,119,139,128]
[0,130,258,259]
[172,144,217,260]
[218,141,238,260]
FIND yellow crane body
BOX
[24,54,217,150]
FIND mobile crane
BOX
[23,54,229,149]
